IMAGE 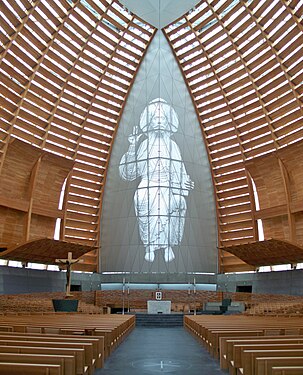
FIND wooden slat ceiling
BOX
[222,238,303,267]
[163,0,303,272]
[0,0,302,272]
[0,0,156,271]
[0,238,96,265]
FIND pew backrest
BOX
[0,362,61,375]
[256,357,303,375]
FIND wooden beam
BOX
[0,196,29,212]
[24,155,42,241]
[241,0,303,113]
[254,205,288,220]
[278,157,296,242]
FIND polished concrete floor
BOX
[95,327,226,374]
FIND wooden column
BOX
[24,155,42,241]
[278,157,296,242]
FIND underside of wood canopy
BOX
[0,238,97,266]
[221,239,303,267]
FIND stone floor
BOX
[94,327,226,374]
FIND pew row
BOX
[0,314,135,375]
[272,366,303,375]
[0,362,61,374]
[184,315,303,375]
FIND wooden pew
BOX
[0,313,134,359]
[0,352,75,375]
[0,338,93,374]
[0,362,61,374]
[0,313,135,371]
[256,358,303,375]
[272,366,303,375]
[0,331,103,370]
[241,349,303,375]
[231,343,303,375]
[185,315,303,359]
[220,336,303,371]
[206,329,264,358]
[0,345,86,375]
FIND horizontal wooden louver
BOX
[0,0,156,271]
[163,0,303,272]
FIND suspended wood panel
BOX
[0,238,96,265]
[222,239,303,267]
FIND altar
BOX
[147,300,171,314]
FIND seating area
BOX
[243,301,303,316]
[0,313,135,375]
[185,315,303,375]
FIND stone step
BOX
[135,313,184,327]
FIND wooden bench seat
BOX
[0,330,104,367]
[231,343,303,375]
[0,352,75,375]
[0,313,135,359]
[207,329,264,358]
[220,336,303,371]
[0,362,61,374]
[185,315,303,359]
[256,357,303,375]
[272,366,303,375]
[0,345,86,375]
[241,349,303,375]
[0,312,135,375]
[0,338,93,374]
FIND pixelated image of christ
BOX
[119,98,194,263]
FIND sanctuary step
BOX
[135,313,184,327]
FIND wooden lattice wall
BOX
[0,0,156,271]
[163,0,303,272]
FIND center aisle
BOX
[95,327,226,374]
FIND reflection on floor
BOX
[94,326,225,374]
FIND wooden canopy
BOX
[0,238,97,265]
[221,239,303,267]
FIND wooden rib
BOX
[25,154,42,241]
[279,0,303,33]
[62,13,137,249]
[93,24,157,271]
[0,0,156,271]
[0,0,81,174]
[0,0,42,63]
[278,157,296,242]
[40,2,114,151]
[165,14,256,250]
[205,0,280,153]
[162,27,222,262]
[59,6,155,264]
[241,0,303,108]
